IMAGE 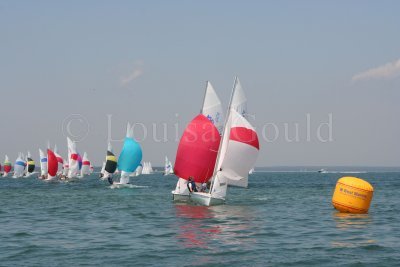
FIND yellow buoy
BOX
[332,176,374,214]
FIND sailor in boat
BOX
[107,174,114,185]
[187,177,198,192]
[200,182,207,192]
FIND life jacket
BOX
[187,181,197,192]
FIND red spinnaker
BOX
[174,114,221,183]
[47,149,58,177]
[4,165,11,173]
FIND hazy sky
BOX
[1,0,399,167]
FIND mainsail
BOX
[201,81,225,134]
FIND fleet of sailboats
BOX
[0,77,259,205]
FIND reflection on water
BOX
[331,211,376,248]
[333,212,372,230]
[173,204,258,250]
[174,204,220,249]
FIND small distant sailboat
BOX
[190,77,260,206]
[77,153,83,174]
[63,162,69,177]
[141,161,153,175]
[100,161,106,178]
[134,163,143,176]
[112,123,142,187]
[103,143,117,180]
[39,149,48,178]
[13,153,26,178]
[249,168,255,174]
[164,156,174,176]
[45,148,58,181]
[25,152,35,177]
[172,81,223,201]
[54,145,64,176]
[80,152,91,177]
[3,155,12,177]
[67,137,79,179]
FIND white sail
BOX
[119,171,130,184]
[164,156,174,175]
[80,152,90,176]
[201,81,225,134]
[100,161,106,175]
[191,78,260,205]
[135,164,143,176]
[13,153,26,178]
[39,149,48,177]
[216,109,259,189]
[231,76,247,117]
[53,145,64,175]
[63,162,69,176]
[67,137,79,178]
[142,161,149,174]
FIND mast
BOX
[209,76,238,194]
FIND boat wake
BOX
[110,183,149,189]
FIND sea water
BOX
[0,172,399,266]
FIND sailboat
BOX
[77,153,83,175]
[45,148,58,181]
[134,163,143,176]
[142,162,148,174]
[13,153,26,178]
[100,161,106,178]
[67,137,79,179]
[172,81,223,201]
[25,152,35,177]
[103,143,117,180]
[112,123,142,187]
[3,155,12,177]
[63,162,69,177]
[39,149,48,178]
[54,145,64,176]
[164,156,174,175]
[80,152,91,177]
[141,161,153,174]
[226,77,253,188]
[190,77,260,206]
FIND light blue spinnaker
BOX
[117,123,143,184]
[118,137,142,173]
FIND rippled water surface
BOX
[1,172,399,266]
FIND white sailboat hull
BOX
[190,192,225,206]
[171,191,190,201]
